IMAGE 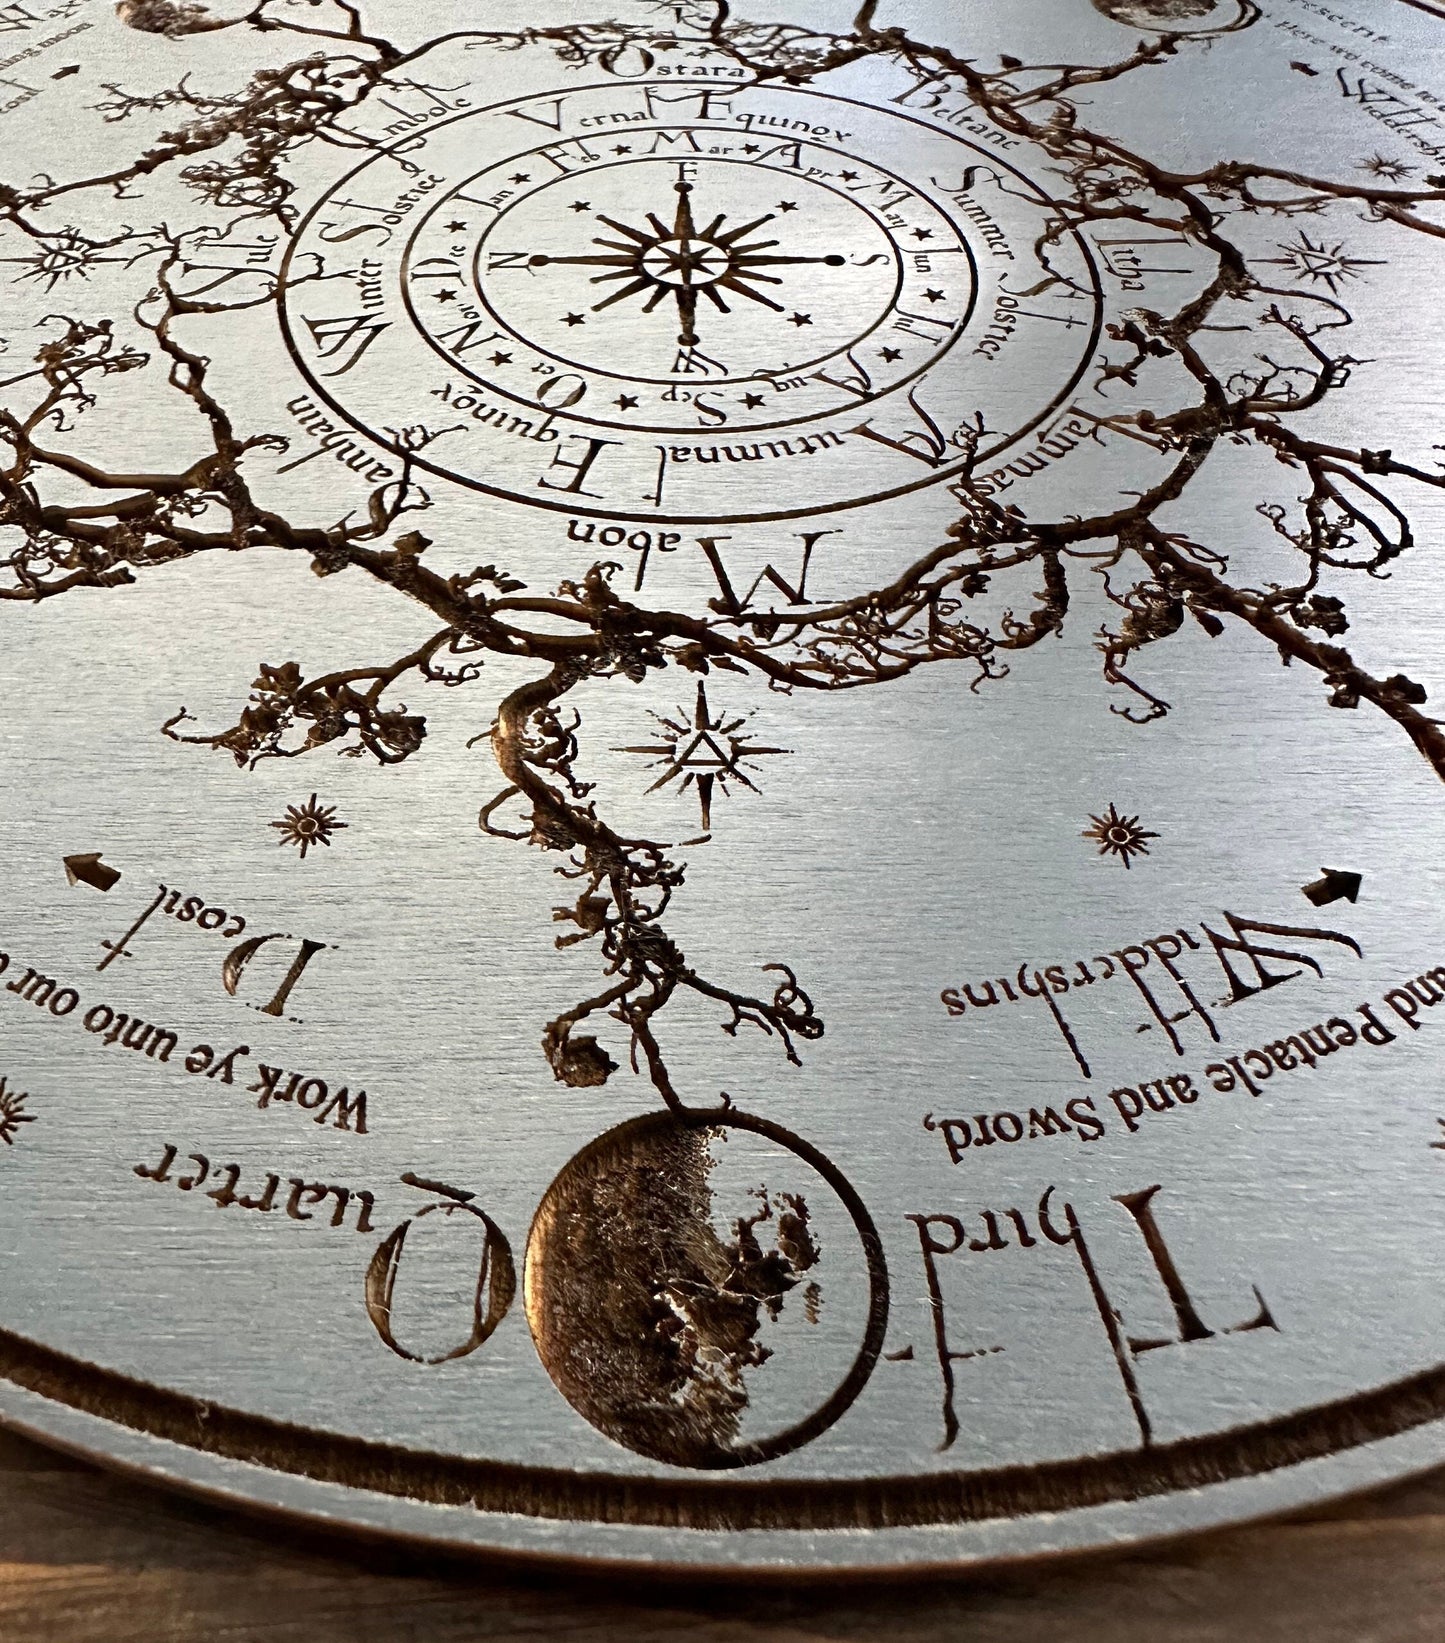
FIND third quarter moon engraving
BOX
[525,1110,886,1469]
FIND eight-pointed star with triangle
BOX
[615,681,790,831]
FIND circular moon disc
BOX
[524,1111,886,1469]
[1091,0,1240,29]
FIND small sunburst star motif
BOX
[3,230,129,293]
[270,794,348,859]
[616,681,789,831]
[1082,804,1159,869]
[1357,153,1415,183]
[0,1077,34,1148]
[1262,231,1385,294]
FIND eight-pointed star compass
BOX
[526,169,847,348]
[616,680,790,830]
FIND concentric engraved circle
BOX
[523,1110,888,1469]
[440,155,919,406]
[279,80,1112,522]
[1092,0,1246,29]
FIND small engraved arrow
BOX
[63,852,121,893]
[1302,868,1362,908]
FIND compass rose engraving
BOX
[2,229,139,292]
[295,83,1108,518]
[464,149,918,395]
[528,171,847,347]
[617,681,789,831]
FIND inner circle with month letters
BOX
[279,81,1109,524]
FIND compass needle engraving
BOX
[523,173,844,350]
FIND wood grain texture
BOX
[0,1429,1440,1641]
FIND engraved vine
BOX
[3,0,1444,1118]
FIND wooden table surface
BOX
[0,1425,1441,1641]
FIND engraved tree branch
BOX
[4,1,1445,1114]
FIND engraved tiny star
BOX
[445,220,468,233]
[509,172,531,184]
[1358,152,1414,182]
[839,169,859,181]
[912,228,934,240]
[789,312,813,326]
[616,394,639,409]
[490,351,513,365]
[570,200,592,213]
[742,142,761,154]
[271,794,348,860]
[778,200,798,212]
[563,312,586,326]
[433,289,457,302]
[0,1076,33,1148]
[742,391,766,408]
[613,144,632,154]
[879,346,902,362]
[924,288,945,302]
[1082,803,1158,869]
